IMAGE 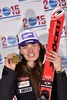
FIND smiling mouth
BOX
[28,53,35,57]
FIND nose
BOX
[28,45,33,53]
[28,47,33,53]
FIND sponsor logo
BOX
[2,7,11,16]
[50,20,61,68]
[51,6,64,19]
[28,17,37,26]
[43,0,67,11]
[22,32,34,39]
[0,54,2,61]
[62,56,67,67]
[18,81,30,88]
[0,5,21,19]
[49,0,57,8]
[22,15,46,29]
[17,87,32,94]
[7,36,16,45]
[19,0,26,1]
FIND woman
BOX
[0,30,67,100]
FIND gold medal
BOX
[11,54,21,64]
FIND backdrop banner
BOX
[0,0,67,78]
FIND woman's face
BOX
[20,43,40,63]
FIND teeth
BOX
[28,54,34,57]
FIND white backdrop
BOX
[0,0,67,78]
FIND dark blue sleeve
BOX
[51,72,58,100]
[51,71,67,100]
[56,71,67,100]
[0,66,17,100]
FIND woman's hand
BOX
[4,53,17,71]
[45,50,62,72]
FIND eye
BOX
[22,45,27,49]
[33,43,37,46]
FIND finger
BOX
[50,50,59,56]
[47,50,60,59]
[6,53,16,60]
[46,56,56,62]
